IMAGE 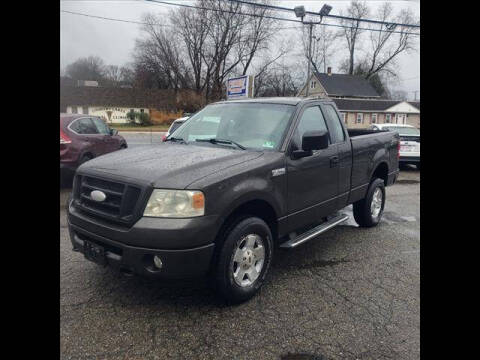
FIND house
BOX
[332,98,420,129]
[297,68,380,99]
[60,79,202,124]
[296,68,420,128]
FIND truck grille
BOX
[73,175,143,226]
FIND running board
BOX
[279,214,349,249]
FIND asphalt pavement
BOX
[60,161,419,360]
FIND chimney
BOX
[327,67,332,76]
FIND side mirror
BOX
[292,130,329,159]
[110,128,118,136]
[302,130,329,151]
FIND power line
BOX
[61,9,170,26]
[60,2,420,35]
[60,9,301,30]
[223,0,420,28]
[145,0,303,23]
[145,0,420,35]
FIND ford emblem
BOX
[90,190,107,202]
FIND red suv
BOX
[60,114,127,178]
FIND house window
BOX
[72,106,77,114]
[341,112,347,124]
[140,108,144,113]
[385,114,391,123]
[82,106,88,115]
[310,80,316,89]
[371,113,377,124]
[356,113,363,124]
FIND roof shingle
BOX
[315,72,380,98]
[60,85,181,111]
[333,98,420,112]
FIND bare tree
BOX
[170,6,210,93]
[119,64,136,86]
[362,4,419,79]
[104,65,123,86]
[338,1,370,75]
[131,1,278,101]
[65,55,106,81]
[134,13,191,91]
[312,26,339,73]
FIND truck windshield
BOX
[170,103,295,150]
[383,126,420,136]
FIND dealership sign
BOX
[227,75,254,100]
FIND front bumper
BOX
[69,222,215,279]
[67,200,218,279]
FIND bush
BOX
[125,110,151,126]
[126,110,137,125]
[138,112,152,126]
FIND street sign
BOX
[226,75,254,100]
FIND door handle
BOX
[330,156,339,167]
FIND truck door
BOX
[320,103,352,209]
[286,105,339,231]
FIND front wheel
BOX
[353,178,386,227]
[214,217,273,304]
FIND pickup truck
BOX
[67,97,400,303]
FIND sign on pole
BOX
[226,75,254,100]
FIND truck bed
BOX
[347,128,398,203]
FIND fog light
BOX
[153,255,163,269]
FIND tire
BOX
[120,144,127,149]
[214,216,273,304]
[353,178,386,228]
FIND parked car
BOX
[67,98,399,303]
[60,114,127,178]
[370,123,420,169]
[161,116,190,141]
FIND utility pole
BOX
[294,4,332,97]
[306,23,313,97]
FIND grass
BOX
[110,123,169,132]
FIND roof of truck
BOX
[214,97,326,106]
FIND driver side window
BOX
[292,106,329,150]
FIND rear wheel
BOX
[353,178,386,228]
[214,216,273,304]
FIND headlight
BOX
[143,189,205,218]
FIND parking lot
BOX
[60,144,419,360]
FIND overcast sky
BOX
[60,0,420,100]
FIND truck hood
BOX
[78,143,263,189]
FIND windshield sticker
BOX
[262,141,275,148]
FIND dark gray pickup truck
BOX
[67,97,399,303]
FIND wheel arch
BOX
[371,161,389,186]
